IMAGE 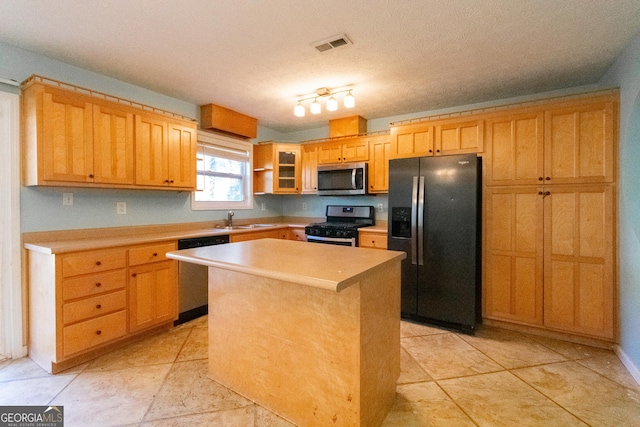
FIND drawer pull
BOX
[95,282,102,288]
[96,261,102,266]
[131,273,137,277]
[152,252,158,257]
[96,304,102,309]
[96,330,102,335]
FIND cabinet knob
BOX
[131,273,137,277]
[96,330,102,335]
[96,304,102,309]
[88,174,94,178]
[152,252,158,257]
[96,261,102,266]
[545,177,551,181]
[436,149,440,153]
[429,149,433,153]
[538,177,543,181]
[95,282,102,288]
[169,180,174,184]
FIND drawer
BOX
[230,230,279,242]
[62,248,127,277]
[358,232,388,249]
[63,310,127,357]
[63,270,127,301]
[63,290,127,325]
[129,242,176,266]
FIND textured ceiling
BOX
[1,0,640,133]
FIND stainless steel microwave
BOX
[317,162,368,196]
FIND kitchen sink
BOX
[214,223,276,230]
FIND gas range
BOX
[305,205,375,246]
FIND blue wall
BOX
[600,29,640,377]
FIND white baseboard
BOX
[615,345,640,387]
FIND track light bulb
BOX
[294,102,305,117]
[344,90,355,108]
[310,98,321,114]
[326,96,338,111]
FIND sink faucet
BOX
[227,210,234,227]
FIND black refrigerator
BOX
[387,153,481,333]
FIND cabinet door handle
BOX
[152,252,158,257]
[95,282,102,288]
[131,273,137,277]
[539,191,551,199]
[96,304,102,309]
[96,261,102,266]
[538,177,543,181]
[545,177,551,181]
[436,149,440,153]
[88,174,94,178]
[96,330,102,335]
[429,149,433,153]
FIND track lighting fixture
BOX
[294,87,355,117]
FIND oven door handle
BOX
[306,235,356,246]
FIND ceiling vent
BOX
[313,34,352,53]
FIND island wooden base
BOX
[207,261,401,427]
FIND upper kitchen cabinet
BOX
[317,137,369,165]
[254,142,301,194]
[135,116,197,189]
[544,99,615,184]
[390,123,434,159]
[367,134,391,194]
[485,112,545,186]
[435,119,484,156]
[21,76,197,190]
[486,94,616,187]
[301,143,319,194]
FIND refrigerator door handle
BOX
[411,176,418,265]
[417,175,425,266]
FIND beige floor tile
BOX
[85,328,190,372]
[0,357,52,381]
[513,361,640,426]
[50,363,172,426]
[140,405,256,426]
[255,405,297,427]
[143,359,253,422]
[459,326,567,369]
[0,374,76,405]
[577,353,640,391]
[176,327,208,362]
[403,333,503,380]
[381,381,475,426]
[527,334,614,360]
[397,347,433,384]
[439,370,587,426]
[191,315,208,328]
[400,320,448,338]
[0,358,13,370]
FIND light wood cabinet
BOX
[135,116,196,189]
[229,229,282,242]
[368,135,391,193]
[544,101,615,184]
[485,112,544,186]
[27,241,178,373]
[254,143,301,194]
[21,76,196,190]
[484,185,614,340]
[390,123,435,159]
[483,94,618,341]
[317,138,369,164]
[435,120,484,155]
[358,231,387,249]
[287,228,308,242]
[301,144,319,194]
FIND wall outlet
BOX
[377,203,384,213]
[62,192,73,206]
[116,202,127,214]
[302,202,307,211]
[261,202,266,211]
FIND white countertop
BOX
[166,238,405,292]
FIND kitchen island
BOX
[166,238,405,427]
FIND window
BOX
[191,131,253,210]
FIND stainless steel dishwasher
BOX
[175,234,229,325]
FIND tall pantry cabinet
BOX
[483,94,617,341]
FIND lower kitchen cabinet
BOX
[358,231,388,249]
[230,229,284,242]
[26,241,178,373]
[129,260,177,332]
[484,185,615,341]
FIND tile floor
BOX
[1,316,639,426]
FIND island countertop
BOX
[166,238,406,292]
